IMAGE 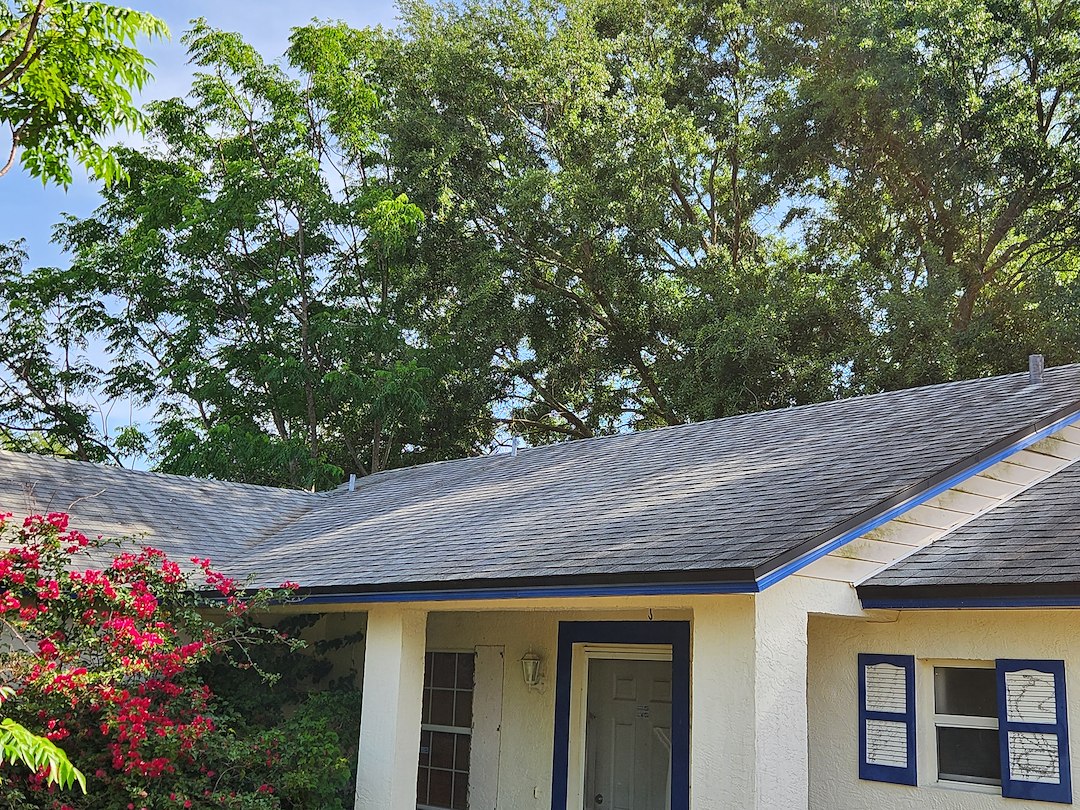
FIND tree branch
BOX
[0,0,46,91]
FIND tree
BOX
[9,0,1080,475]
[0,241,128,465]
[378,0,868,441]
[0,21,509,486]
[0,0,166,185]
[774,0,1080,387]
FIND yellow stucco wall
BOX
[808,609,1080,809]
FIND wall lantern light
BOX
[521,652,542,687]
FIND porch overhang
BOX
[859,581,1080,610]
[288,569,760,604]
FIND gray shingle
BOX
[0,453,318,570]
[861,460,1080,591]
[230,365,1080,588]
[2,364,1079,594]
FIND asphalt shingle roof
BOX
[2,365,1080,594]
[860,460,1080,593]
[0,453,316,568]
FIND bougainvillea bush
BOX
[0,510,316,809]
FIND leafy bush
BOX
[201,616,365,809]
[0,511,316,808]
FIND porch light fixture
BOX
[521,652,542,687]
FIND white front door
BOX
[584,658,673,810]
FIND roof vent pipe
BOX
[510,437,520,458]
[1029,354,1045,384]
[348,473,357,492]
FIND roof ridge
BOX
[342,362,1080,487]
[5,362,1077,507]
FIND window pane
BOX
[429,689,456,726]
[454,690,473,728]
[417,766,430,804]
[418,730,432,766]
[430,731,456,770]
[935,667,997,717]
[455,735,471,772]
[428,769,453,807]
[432,653,458,688]
[456,653,475,689]
[937,726,1001,784]
[452,771,469,810]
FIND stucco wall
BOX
[808,609,1080,809]
[264,610,367,691]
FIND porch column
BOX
[691,580,857,809]
[751,582,812,810]
[751,577,863,809]
[354,606,428,810]
[690,595,759,810]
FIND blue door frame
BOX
[550,621,691,810]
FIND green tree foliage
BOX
[0,718,83,792]
[0,21,508,486]
[774,0,1080,386]
[200,614,366,809]
[0,0,166,185]
[378,0,1080,431]
[0,240,124,464]
[6,0,1080,480]
[1,686,85,794]
[382,0,868,439]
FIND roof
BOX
[2,365,1080,598]
[858,460,1080,606]
[0,452,317,567]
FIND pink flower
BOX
[46,512,69,531]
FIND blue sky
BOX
[0,0,400,267]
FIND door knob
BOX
[594,795,604,806]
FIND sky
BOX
[0,1,402,464]
[0,0,401,265]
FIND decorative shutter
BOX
[858,653,916,785]
[997,659,1072,804]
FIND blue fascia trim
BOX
[294,579,757,605]
[862,595,1080,610]
[550,621,691,810]
[997,658,1072,803]
[757,407,1080,591]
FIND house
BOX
[3,360,1080,809]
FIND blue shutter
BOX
[858,653,916,785]
[997,659,1072,804]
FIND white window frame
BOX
[917,659,999,795]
